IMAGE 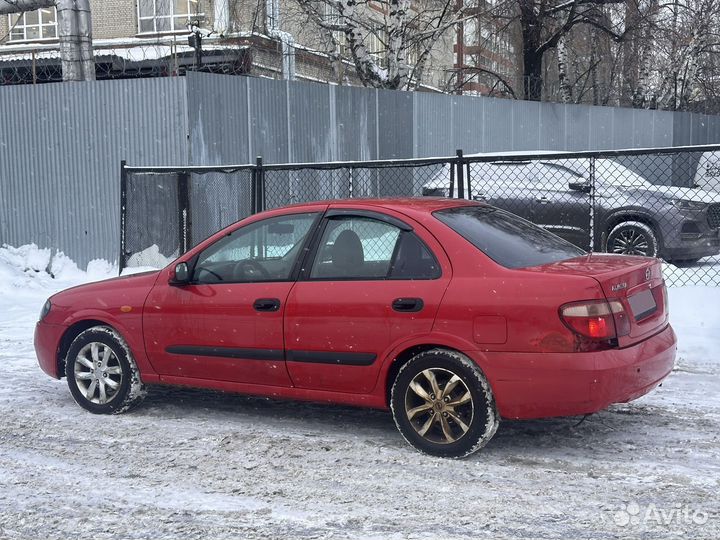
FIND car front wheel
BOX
[606,221,659,257]
[390,349,499,458]
[65,326,147,414]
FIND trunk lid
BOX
[535,253,668,347]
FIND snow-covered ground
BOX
[0,244,718,539]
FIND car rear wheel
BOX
[65,326,147,414]
[606,221,659,257]
[390,349,499,458]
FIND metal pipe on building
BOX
[264,0,295,80]
[213,0,229,36]
[76,0,95,81]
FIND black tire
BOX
[606,221,659,257]
[390,349,499,458]
[65,326,147,414]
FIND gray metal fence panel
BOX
[415,92,454,157]
[288,80,334,163]
[377,88,414,159]
[652,110,675,148]
[0,77,188,267]
[333,85,378,161]
[451,95,484,154]
[589,106,613,149]
[187,72,250,166]
[247,76,290,164]
[538,101,565,150]
[482,96,514,152]
[512,99,542,151]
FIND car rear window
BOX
[434,205,586,269]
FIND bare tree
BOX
[543,0,720,112]
[293,0,464,90]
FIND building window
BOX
[138,0,204,34]
[8,8,57,42]
[323,3,347,55]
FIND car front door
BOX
[143,211,320,386]
[284,208,451,394]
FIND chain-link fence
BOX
[121,144,720,285]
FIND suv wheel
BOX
[390,349,499,458]
[606,221,659,257]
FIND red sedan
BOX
[35,199,676,458]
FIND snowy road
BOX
[0,246,718,539]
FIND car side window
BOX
[389,232,441,279]
[193,213,317,283]
[310,216,440,280]
[535,162,586,191]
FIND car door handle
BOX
[392,298,424,313]
[253,298,281,312]
[535,196,550,204]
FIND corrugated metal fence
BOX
[2,71,720,266]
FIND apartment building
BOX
[453,0,522,97]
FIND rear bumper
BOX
[34,321,66,379]
[480,324,676,419]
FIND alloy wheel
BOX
[73,342,124,405]
[404,368,474,444]
[610,229,650,256]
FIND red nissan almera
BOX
[35,199,676,458]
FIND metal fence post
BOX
[456,149,465,199]
[449,158,456,197]
[589,156,596,252]
[177,172,192,254]
[252,156,265,214]
[119,160,127,274]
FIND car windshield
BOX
[434,205,586,269]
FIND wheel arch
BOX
[603,210,664,253]
[382,342,488,408]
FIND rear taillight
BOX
[560,300,630,347]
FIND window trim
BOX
[188,212,321,285]
[7,7,58,43]
[137,0,205,35]
[299,214,441,282]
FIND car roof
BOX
[281,197,479,213]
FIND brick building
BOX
[0,1,458,90]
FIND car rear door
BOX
[474,162,537,221]
[283,207,451,394]
[530,161,592,249]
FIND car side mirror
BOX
[569,181,591,193]
[171,262,190,285]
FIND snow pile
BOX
[126,244,176,269]
[0,244,122,298]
